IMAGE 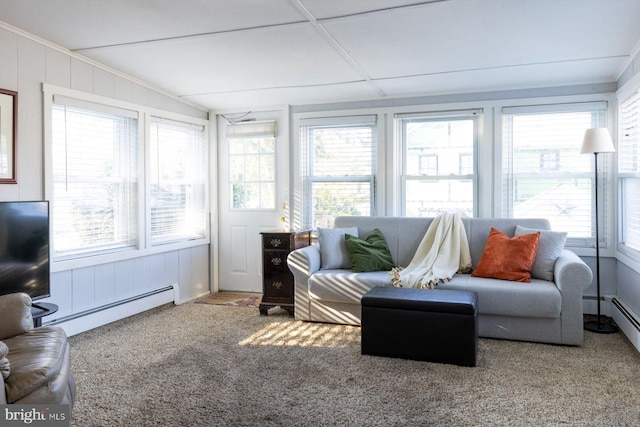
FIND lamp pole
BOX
[584,151,617,334]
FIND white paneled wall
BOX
[0,25,211,333]
[47,246,209,322]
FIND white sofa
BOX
[288,216,593,345]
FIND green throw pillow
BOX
[344,228,395,272]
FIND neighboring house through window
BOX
[299,116,377,229]
[397,111,479,217]
[502,102,608,246]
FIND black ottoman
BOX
[361,286,478,367]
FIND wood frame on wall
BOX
[0,88,17,184]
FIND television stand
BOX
[31,302,59,327]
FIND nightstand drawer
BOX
[263,235,290,250]
[263,251,288,273]
[263,273,293,299]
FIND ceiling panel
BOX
[79,23,366,97]
[184,81,381,110]
[323,0,640,79]
[375,57,626,98]
[298,0,434,19]
[0,0,306,50]
[0,0,639,110]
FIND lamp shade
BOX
[580,128,615,154]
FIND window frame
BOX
[500,100,610,249]
[295,114,379,229]
[617,85,640,262]
[43,84,210,272]
[396,110,480,218]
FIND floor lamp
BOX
[581,128,618,334]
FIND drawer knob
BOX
[272,281,283,289]
[271,257,282,266]
[270,238,282,247]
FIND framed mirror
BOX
[0,88,17,184]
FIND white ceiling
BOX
[1,0,640,111]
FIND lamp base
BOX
[584,319,618,334]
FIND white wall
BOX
[0,25,211,333]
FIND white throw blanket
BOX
[390,212,472,289]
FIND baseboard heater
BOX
[44,286,175,336]
[611,298,640,353]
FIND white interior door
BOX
[216,109,290,292]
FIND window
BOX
[51,97,139,259]
[227,122,277,210]
[149,117,207,244]
[397,111,479,217]
[300,116,376,229]
[46,85,209,264]
[502,102,607,246]
[619,92,640,255]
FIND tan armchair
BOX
[0,293,75,408]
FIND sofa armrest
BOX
[554,249,593,345]
[287,245,321,280]
[0,293,33,341]
[288,245,321,321]
[554,249,593,294]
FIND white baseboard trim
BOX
[45,287,176,337]
[611,298,640,353]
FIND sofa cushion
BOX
[3,326,68,403]
[309,270,392,304]
[345,228,394,272]
[439,275,561,318]
[515,225,567,282]
[318,227,358,270]
[471,228,540,282]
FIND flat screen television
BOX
[0,201,50,301]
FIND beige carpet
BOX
[69,303,640,426]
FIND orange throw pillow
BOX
[471,228,540,283]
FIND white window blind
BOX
[228,121,276,209]
[51,101,138,258]
[149,117,207,244]
[300,116,376,229]
[397,111,479,217]
[619,92,640,255]
[502,102,608,246]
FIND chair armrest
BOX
[0,293,33,340]
[287,245,321,281]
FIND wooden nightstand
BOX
[259,230,311,317]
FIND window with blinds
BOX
[51,99,139,258]
[619,92,640,255]
[300,116,376,229]
[228,121,276,210]
[397,111,479,217]
[149,117,207,245]
[502,102,608,246]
